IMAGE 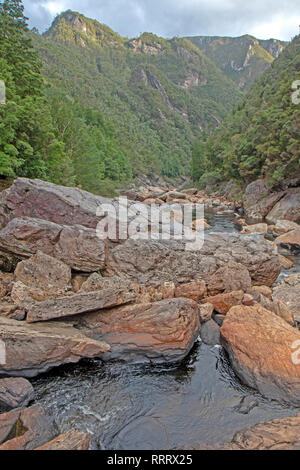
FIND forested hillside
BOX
[192,35,300,188]
[32,10,242,185]
[187,35,287,90]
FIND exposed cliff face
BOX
[186,35,287,90]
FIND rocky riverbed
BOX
[0,177,299,450]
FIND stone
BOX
[203,290,244,314]
[0,272,13,298]
[272,274,300,322]
[241,223,268,234]
[26,283,137,323]
[0,217,106,272]
[78,298,200,363]
[200,320,220,345]
[199,303,214,324]
[175,280,207,301]
[242,293,255,306]
[252,285,272,298]
[0,316,110,378]
[0,177,110,229]
[273,220,299,235]
[35,431,91,450]
[266,190,300,224]
[14,251,72,293]
[225,413,300,450]
[243,180,285,222]
[0,378,35,410]
[221,305,300,405]
[279,254,294,270]
[105,233,280,291]
[275,228,300,253]
[0,405,56,450]
[0,250,20,273]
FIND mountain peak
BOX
[44,10,124,47]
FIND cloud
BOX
[23,0,300,40]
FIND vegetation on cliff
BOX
[192,35,300,187]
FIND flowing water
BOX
[32,212,300,450]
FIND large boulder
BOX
[0,317,110,377]
[0,405,56,450]
[35,431,91,451]
[221,304,300,405]
[266,190,300,224]
[0,217,105,272]
[78,298,200,363]
[273,274,300,322]
[225,413,300,450]
[105,233,280,290]
[273,220,299,235]
[0,177,109,229]
[243,180,285,222]
[26,284,137,323]
[14,251,72,294]
[0,377,35,410]
[275,228,300,253]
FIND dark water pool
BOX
[31,212,300,450]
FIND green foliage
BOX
[0,0,67,181]
[194,36,300,186]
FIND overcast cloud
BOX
[22,0,300,41]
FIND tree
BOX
[0,0,66,180]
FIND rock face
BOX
[273,274,300,322]
[221,305,300,405]
[106,233,280,290]
[26,283,137,323]
[78,298,200,363]
[0,177,109,229]
[0,217,105,272]
[0,378,35,410]
[225,413,300,450]
[266,191,300,224]
[14,251,72,294]
[0,405,56,450]
[243,180,285,222]
[35,431,91,450]
[0,317,110,377]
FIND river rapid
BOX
[32,212,300,450]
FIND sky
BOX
[22,0,300,41]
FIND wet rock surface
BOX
[0,378,35,411]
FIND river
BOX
[32,212,300,450]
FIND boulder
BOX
[200,320,220,345]
[14,251,72,294]
[272,274,300,322]
[0,405,56,450]
[273,220,299,235]
[0,316,110,377]
[105,233,280,290]
[78,298,200,363]
[26,284,137,323]
[243,180,285,222]
[252,285,272,298]
[199,303,214,324]
[35,430,91,451]
[225,413,300,450]
[174,280,207,301]
[279,254,294,270]
[266,190,300,224]
[0,217,105,272]
[203,290,244,314]
[241,223,268,234]
[0,272,13,298]
[275,228,300,253]
[0,177,109,229]
[257,294,295,326]
[221,304,300,405]
[0,378,35,410]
